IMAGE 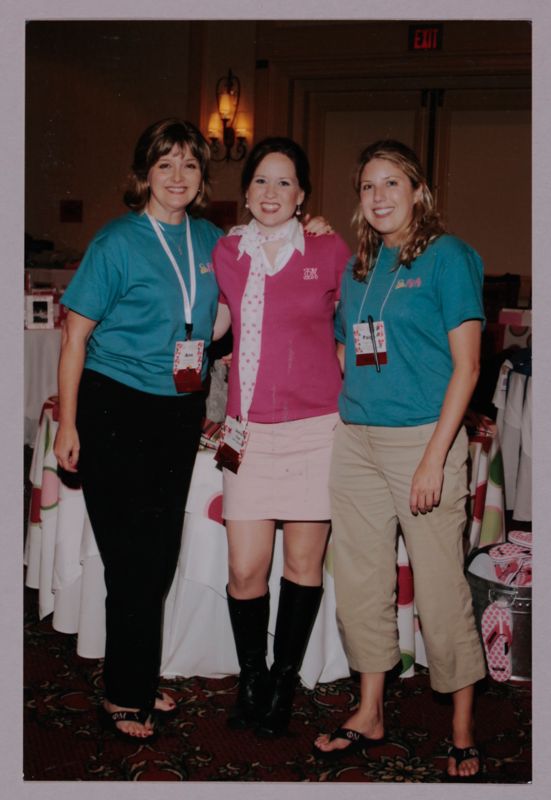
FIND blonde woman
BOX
[313,140,486,780]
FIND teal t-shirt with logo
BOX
[62,211,223,395]
[335,234,484,426]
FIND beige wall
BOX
[26,19,531,294]
[318,96,531,283]
[252,20,531,284]
[26,20,258,254]
[199,22,256,221]
[26,21,193,252]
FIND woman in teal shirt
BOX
[54,118,224,741]
[313,140,486,780]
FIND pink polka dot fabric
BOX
[481,602,513,682]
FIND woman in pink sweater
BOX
[212,137,351,737]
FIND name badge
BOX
[215,415,250,474]
[353,320,388,367]
[173,339,204,393]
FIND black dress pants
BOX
[76,369,205,709]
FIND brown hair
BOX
[352,140,445,281]
[240,137,311,221]
[123,118,211,216]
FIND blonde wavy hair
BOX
[352,140,445,281]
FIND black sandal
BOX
[312,727,385,762]
[99,706,156,742]
[154,690,178,717]
[446,744,483,781]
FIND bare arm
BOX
[409,319,481,515]
[212,302,232,341]
[53,310,97,472]
[336,342,345,374]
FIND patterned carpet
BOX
[23,586,531,783]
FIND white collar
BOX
[231,217,305,262]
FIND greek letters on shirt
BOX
[396,276,422,289]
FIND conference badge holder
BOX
[353,316,387,370]
[173,339,204,392]
[215,415,250,473]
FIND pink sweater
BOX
[213,232,351,423]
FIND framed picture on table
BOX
[25,294,54,329]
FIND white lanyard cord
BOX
[147,213,196,331]
[357,246,402,323]
[379,266,402,319]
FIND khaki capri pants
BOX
[330,419,486,694]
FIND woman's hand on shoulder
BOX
[302,214,333,237]
[409,454,444,515]
[53,423,80,473]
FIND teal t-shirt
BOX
[335,234,484,426]
[62,211,223,395]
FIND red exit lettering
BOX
[408,24,443,51]
[413,27,440,49]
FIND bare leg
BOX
[447,684,479,777]
[282,520,330,585]
[226,519,276,597]
[314,671,385,752]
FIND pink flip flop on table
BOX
[481,601,513,682]
[508,530,532,548]
[488,542,531,586]
[488,542,531,563]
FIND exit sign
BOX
[408,24,443,51]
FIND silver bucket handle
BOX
[488,588,518,607]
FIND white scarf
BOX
[230,218,305,422]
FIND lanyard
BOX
[147,213,196,334]
[356,246,402,324]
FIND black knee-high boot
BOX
[226,589,270,729]
[256,577,323,738]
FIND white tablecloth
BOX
[464,411,506,551]
[493,363,532,521]
[24,328,62,446]
[25,397,430,687]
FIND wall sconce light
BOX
[209,68,247,162]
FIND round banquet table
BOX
[24,328,62,446]
[24,397,451,688]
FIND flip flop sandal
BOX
[493,559,523,585]
[511,560,532,587]
[312,727,386,762]
[154,690,178,717]
[488,542,532,563]
[508,530,532,548]
[481,602,513,682]
[99,706,157,742]
[151,690,179,724]
[446,744,483,781]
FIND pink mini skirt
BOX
[222,412,339,521]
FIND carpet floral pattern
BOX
[24,588,531,783]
